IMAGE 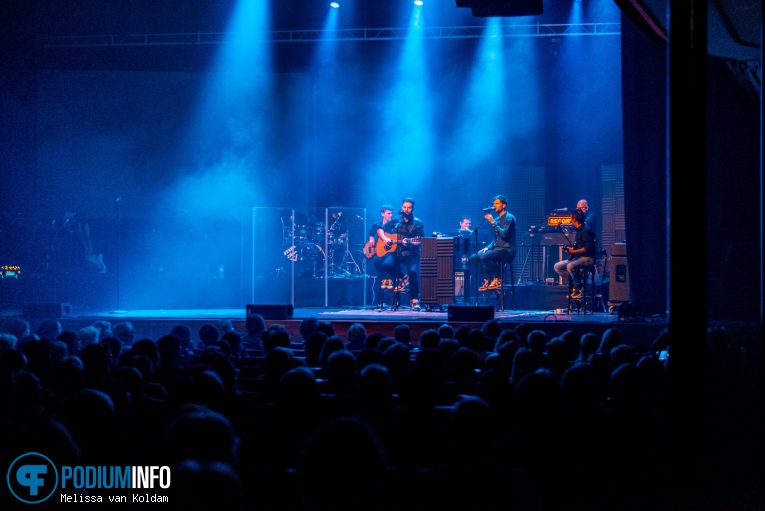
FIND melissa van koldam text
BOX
[60,492,169,504]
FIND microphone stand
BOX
[471,215,489,305]
[391,219,404,311]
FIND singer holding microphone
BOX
[468,194,517,294]
[377,197,424,311]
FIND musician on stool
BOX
[553,208,596,299]
[377,197,424,311]
[365,204,394,291]
[457,215,472,237]
[576,198,599,249]
[470,194,517,292]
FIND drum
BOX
[301,241,325,258]
[294,224,311,240]
[294,242,325,277]
[312,223,327,243]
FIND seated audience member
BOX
[170,325,195,363]
[323,350,359,395]
[263,328,292,354]
[36,319,62,343]
[315,320,335,339]
[78,325,100,350]
[597,327,624,356]
[418,329,441,351]
[346,323,367,351]
[1,318,31,341]
[221,331,244,361]
[113,322,136,348]
[198,324,220,350]
[299,317,319,344]
[437,323,455,340]
[169,460,246,511]
[0,332,18,351]
[318,336,347,373]
[155,333,189,396]
[57,330,81,357]
[161,404,241,466]
[577,332,599,363]
[241,313,266,351]
[297,416,387,511]
[510,347,542,387]
[99,336,123,364]
[304,331,328,368]
[57,387,118,465]
[365,332,385,351]
[393,324,412,348]
[90,320,113,341]
[214,319,237,339]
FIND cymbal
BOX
[279,209,308,226]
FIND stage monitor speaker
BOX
[609,243,631,302]
[448,304,494,322]
[23,302,72,318]
[246,304,294,320]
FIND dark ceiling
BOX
[4,0,760,61]
[1,0,760,84]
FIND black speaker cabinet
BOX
[246,304,294,320]
[447,304,494,322]
[23,302,72,318]
[610,243,631,302]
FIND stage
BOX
[7,302,674,355]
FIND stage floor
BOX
[23,303,672,354]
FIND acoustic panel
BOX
[421,237,455,306]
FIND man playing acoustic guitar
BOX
[365,204,394,293]
[377,197,424,311]
[553,207,595,299]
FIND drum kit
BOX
[280,210,362,278]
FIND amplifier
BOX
[1,265,21,279]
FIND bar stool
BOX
[482,258,515,312]
[567,263,596,314]
[382,280,409,309]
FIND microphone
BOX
[482,207,493,212]
[552,207,568,213]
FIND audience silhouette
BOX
[1,314,759,511]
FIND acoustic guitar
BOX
[364,241,376,259]
[376,234,421,258]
